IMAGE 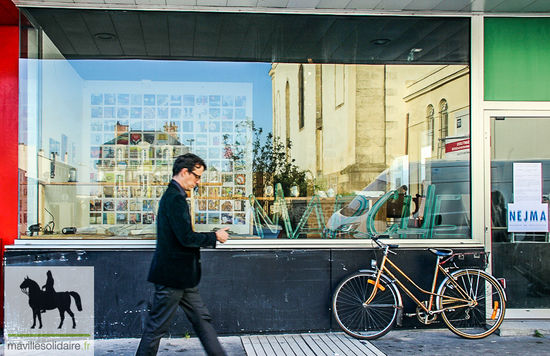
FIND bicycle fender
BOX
[359,269,404,325]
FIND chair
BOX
[396,184,436,238]
[292,194,326,238]
[248,194,282,239]
[365,189,401,236]
[429,194,468,238]
[249,183,326,239]
[327,194,370,238]
[396,185,467,239]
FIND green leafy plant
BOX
[223,119,314,198]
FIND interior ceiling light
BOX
[94,33,116,40]
[407,48,422,61]
[371,38,391,46]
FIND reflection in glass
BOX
[270,64,470,239]
[20,58,470,240]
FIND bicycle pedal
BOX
[405,313,417,317]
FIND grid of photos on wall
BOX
[194,171,248,228]
[88,91,251,231]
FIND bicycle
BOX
[332,234,506,340]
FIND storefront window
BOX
[18,11,471,240]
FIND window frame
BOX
[16,13,483,249]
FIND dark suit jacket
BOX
[147,180,217,289]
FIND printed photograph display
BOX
[81,81,252,233]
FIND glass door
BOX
[490,116,550,314]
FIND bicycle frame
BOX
[365,244,477,317]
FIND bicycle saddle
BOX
[429,248,453,257]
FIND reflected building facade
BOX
[270,63,469,197]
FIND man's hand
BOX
[215,227,230,243]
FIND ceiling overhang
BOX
[13,1,550,64]
[21,7,470,64]
[11,0,550,16]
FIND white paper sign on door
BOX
[513,162,542,203]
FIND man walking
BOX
[136,153,229,356]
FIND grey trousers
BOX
[135,284,226,356]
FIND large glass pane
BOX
[491,117,550,309]
[19,59,470,239]
[18,12,471,240]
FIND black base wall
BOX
[5,247,484,338]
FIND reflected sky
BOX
[68,60,273,134]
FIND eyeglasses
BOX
[189,171,202,181]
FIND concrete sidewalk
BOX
[370,328,550,356]
[2,322,550,355]
[91,328,550,356]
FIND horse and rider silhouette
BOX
[19,270,82,329]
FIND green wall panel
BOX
[485,18,550,101]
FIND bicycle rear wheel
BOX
[332,271,399,340]
[437,269,506,339]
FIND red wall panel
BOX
[0,22,19,329]
[0,25,19,246]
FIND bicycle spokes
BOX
[333,272,399,340]
[437,269,506,339]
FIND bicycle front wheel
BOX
[437,269,506,339]
[332,271,399,340]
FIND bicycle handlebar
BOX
[371,234,398,254]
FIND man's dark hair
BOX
[173,153,207,177]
